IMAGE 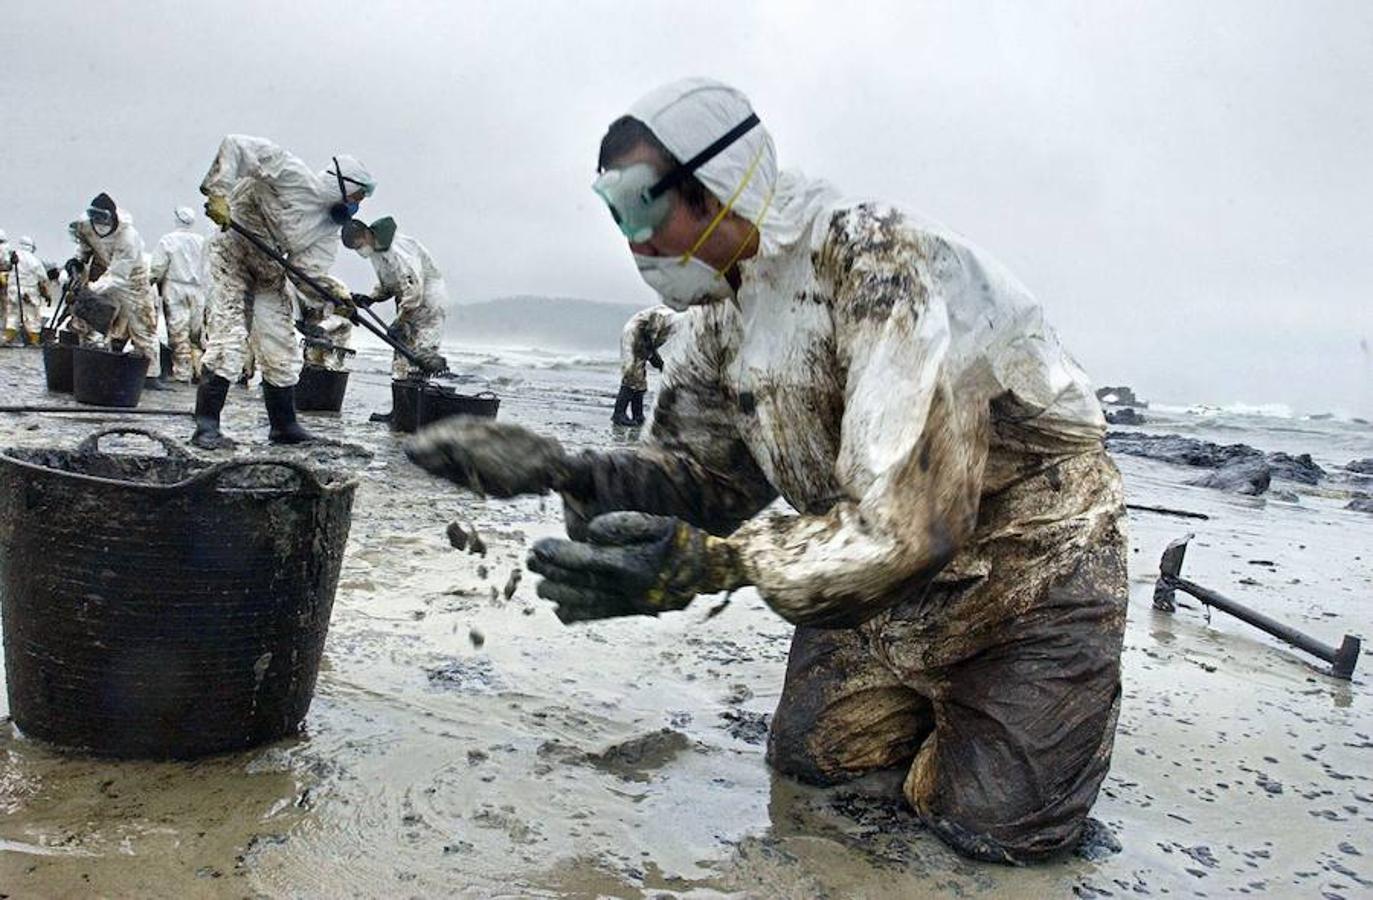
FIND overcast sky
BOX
[4,0,1370,415]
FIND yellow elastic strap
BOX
[720,176,777,273]
[680,139,769,264]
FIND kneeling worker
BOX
[407,77,1126,864]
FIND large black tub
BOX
[72,345,149,407]
[42,341,74,393]
[0,428,357,759]
[390,379,499,433]
[296,364,349,413]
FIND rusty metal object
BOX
[1154,534,1361,680]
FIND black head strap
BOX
[646,113,761,200]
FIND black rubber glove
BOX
[294,319,326,339]
[404,419,588,498]
[350,292,375,308]
[648,351,664,371]
[64,257,85,277]
[415,351,449,375]
[528,512,746,623]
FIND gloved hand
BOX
[64,257,84,277]
[648,351,665,371]
[294,319,326,339]
[415,351,449,375]
[404,419,586,498]
[386,320,405,343]
[204,195,231,230]
[350,292,375,308]
[528,512,746,623]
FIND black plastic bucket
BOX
[390,380,500,433]
[42,342,75,393]
[72,345,149,408]
[0,428,357,759]
[296,365,349,413]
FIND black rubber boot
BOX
[190,372,235,450]
[264,382,314,445]
[143,376,172,392]
[611,382,635,426]
[629,389,647,425]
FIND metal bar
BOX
[1167,576,1342,663]
[226,220,428,368]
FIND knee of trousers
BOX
[904,689,1121,865]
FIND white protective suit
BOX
[568,78,1127,863]
[150,210,207,381]
[366,233,448,379]
[618,305,677,393]
[73,214,160,360]
[6,239,51,342]
[199,135,371,387]
[0,234,11,341]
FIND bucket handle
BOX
[187,457,330,496]
[77,427,193,460]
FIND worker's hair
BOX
[597,116,712,216]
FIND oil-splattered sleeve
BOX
[726,208,989,627]
[564,306,777,537]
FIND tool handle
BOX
[77,427,193,460]
[227,219,429,368]
[189,458,332,497]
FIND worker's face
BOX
[606,143,721,259]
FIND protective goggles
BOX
[593,113,760,243]
[86,206,115,227]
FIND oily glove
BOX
[528,512,746,623]
[350,291,376,308]
[404,419,586,497]
[648,351,664,371]
[204,194,231,230]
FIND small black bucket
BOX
[0,428,357,759]
[42,342,75,393]
[72,345,149,408]
[390,379,499,433]
[296,365,350,413]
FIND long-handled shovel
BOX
[226,220,446,374]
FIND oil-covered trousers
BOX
[90,279,160,362]
[161,280,202,382]
[766,448,1127,864]
[201,230,301,388]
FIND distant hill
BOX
[446,296,642,351]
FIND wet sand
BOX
[1,342,1370,898]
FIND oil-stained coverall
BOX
[364,232,448,380]
[198,134,364,388]
[409,78,1127,864]
[72,215,160,361]
[614,305,677,424]
[150,210,206,382]
[5,238,51,344]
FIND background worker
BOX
[70,193,165,389]
[149,207,206,383]
[194,134,374,448]
[5,236,50,346]
[613,304,676,426]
